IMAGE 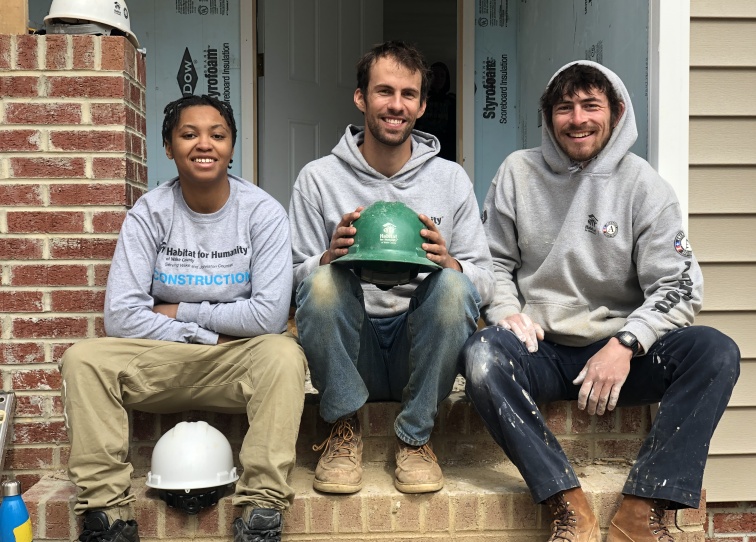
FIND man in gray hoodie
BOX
[290,41,494,495]
[462,61,740,542]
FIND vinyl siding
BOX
[691,0,756,502]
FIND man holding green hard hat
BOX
[290,41,494,495]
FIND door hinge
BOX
[257,53,264,77]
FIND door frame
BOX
[246,0,690,216]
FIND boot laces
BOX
[312,417,358,460]
[402,442,438,463]
[649,500,675,542]
[546,493,578,541]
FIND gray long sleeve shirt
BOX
[482,61,703,352]
[290,126,494,317]
[104,175,292,344]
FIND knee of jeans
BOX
[462,328,517,388]
[698,326,741,381]
[297,265,351,311]
[429,269,478,319]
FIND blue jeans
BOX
[296,265,481,445]
[462,325,740,509]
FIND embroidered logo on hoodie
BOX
[674,231,692,257]
[585,214,598,235]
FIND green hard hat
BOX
[334,200,441,288]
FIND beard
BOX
[365,115,416,147]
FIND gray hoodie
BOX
[482,60,702,351]
[290,126,494,317]
[105,175,292,344]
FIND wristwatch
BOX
[614,331,641,356]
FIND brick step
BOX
[25,464,705,541]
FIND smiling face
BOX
[355,56,427,150]
[551,87,624,163]
[164,105,234,184]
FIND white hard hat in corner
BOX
[44,0,141,49]
[146,421,239,514]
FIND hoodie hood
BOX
[331,125,441,185]
[541,60,638,175]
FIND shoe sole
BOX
[394,478,444,494]
[313,479,364,494]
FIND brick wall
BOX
[707,503,756,542]
[0,33,146,491]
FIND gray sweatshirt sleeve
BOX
[290,177,329,289]
[620,200,703,353]
[175,210,292,337]
[481,163,523,325]
[450,173,495,306]
[104,211,219,344]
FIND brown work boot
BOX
[394,439,444,493]
[544,487,601,542]
[312,414,363,493]
[608,495,675,542]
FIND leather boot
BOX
[544,487,601,542]
[608,495,675,542]
[311,414,363,493]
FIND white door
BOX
[258,0,384,208]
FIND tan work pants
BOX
[60,333,306,514]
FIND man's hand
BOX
[419,214,462,272]
[152,303,179,319]
[497,313,544,353]
[573,338,632,415]
[320,207,364,265]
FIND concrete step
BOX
[26,464,705,541]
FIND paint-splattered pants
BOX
[462,325,740,509]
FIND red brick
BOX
[52,395,65,416]
[92,210,127,233]
[91,103,127,126]
[49,183,127,205]
[0,291,44,312]
[0,35,10,70]
[51,290,106,312]
[14,395,46,416]
[7,211,85,233]
[0,184,44,206]
[15,34,38,70]
[137,52,147,86]
[50,237,118,259]
[0,129,42,151]
[0,76,39,97]
[47,75,127,99]
[12,421,67,445]
[94,316,106,337]
[94,264,111,286]
[544,401,568,434]
[10,264,88,287]
[595,438,643,460]
[101,36,126,71]
[14,474,42,495]
[50,130,126,152]
[92,157,127,179]
[571,403,594,434]
[11,316,89,339]
[713,512,756,533]
[45,34,68,70]
[0,342,44,365]
[72,35,96,69]
[620,406,649,434]
[0,238,44,260]
[5,447,54,470]
[51,343,74,365]
[10,157,86,179]
[5,102,83,125]
[12,369,63,391]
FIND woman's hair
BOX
[161,94,237,148]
